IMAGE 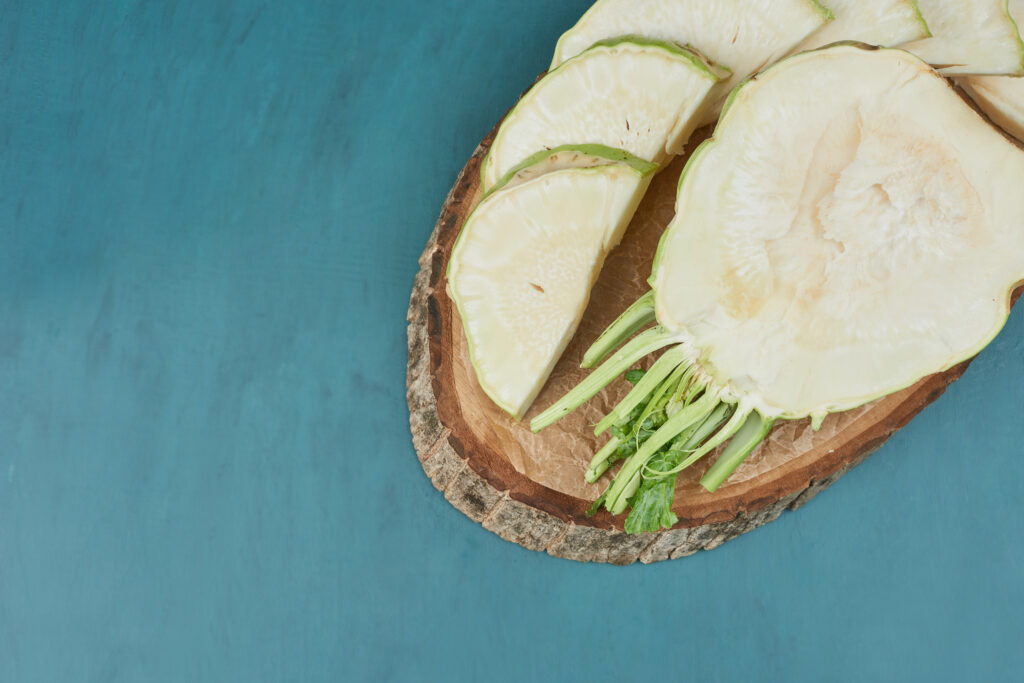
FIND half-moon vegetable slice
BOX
[549,0,832,123]
[480,38,723,193]
[449,148,657,419]
[790,0,929,54]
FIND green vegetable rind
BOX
[1002,0,1024,74]
[485,144,658,199]
[486,36,725,188]
[807,0,835,21]
[907,0,933,38]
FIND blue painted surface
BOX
[1,2,1022,681]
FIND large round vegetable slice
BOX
[904,0,1024,75]
[958,0,1024,140]
[534,44,1024,530]
[549,0,831,123]
[790,0,929,53]
[448,148,656,419]
[654,43,1024,419]
[480,38,723,193]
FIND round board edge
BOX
[402,127,1001,564]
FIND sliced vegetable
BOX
[958,0,1024,140]
[790,0,929,53]
[447,147,656,419]
[534,44,1024,530]
[654,44,1024,420]
[549,0,832,123]
[960,74,1024,140]
[904,0,1024,75]
[480,38,724,192]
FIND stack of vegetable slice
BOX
[452,0,835,420]
[958,0,1024,141]
[446,0,1024,533]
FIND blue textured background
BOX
[2,2,1022,681]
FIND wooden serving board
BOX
[406,122,1000,565]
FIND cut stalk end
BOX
[700,413,774,492]
[581,291,656,368]
[585,436,622,483]
[530,326,677,432]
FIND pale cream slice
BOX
[481,39,722,193]
[904,0,1024,75]
[550,0,831,123]
[654,46,1024,420]
[450,153,655,419]
[790,0,929,53]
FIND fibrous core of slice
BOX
[654,44,1024,420]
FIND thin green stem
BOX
[587,364,698,483]
[679,402,733,452]
[594,345,689,436]
[531,326,678,433]
[581,291,656,368]
[605,390,720,515]
[630,362,689,443]
[584,436,622,483]
[640,402,733,478]
[700,413,775,492]
[620,471,642,502]
[645,404,752,477]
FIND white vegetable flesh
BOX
[449,155,654,419]
[654,45,1024,420]
[790,0,929,54]
[550,0,831,124]
[481,40,720,192]
[958,0,1024,140]
[904,0,1024,75]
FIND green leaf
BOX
[610,423,630,442]
[623,450,683,533]
[624,369,646,385]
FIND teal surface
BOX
[2,2,1023,681]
